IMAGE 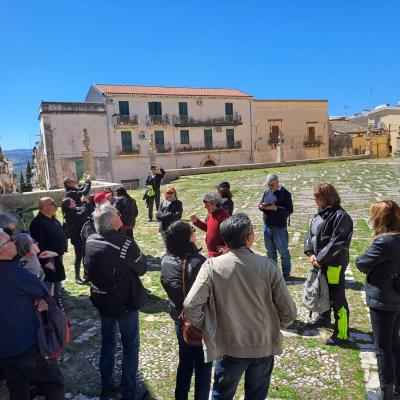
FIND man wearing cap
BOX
[64,176,91,207]
[217,182,234,216]
[145,165,165,222]
[259,173,293,280]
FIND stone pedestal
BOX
[148,134,157,166]
[365,132,371,157]
[395,134,400,157]
[276,134,284,163]
[82,149,95,178]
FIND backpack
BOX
[81,218,96,243]
[302,267,330,315]
[36,301,71,360]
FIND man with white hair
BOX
[259,173,293,280]
[84,205,147,400]
[191,192,229,257]
[0,228,64,398]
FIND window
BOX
[119,101,130,116]
[179,102,188,116]
[226,129,234,148]
[308,126,316,144]
[225,103,233,116]
[180,130,190,144]
[154,131,165,152]
[121,131,133,152]
[204,129,213,150]
[148,102,162,116]
[270,125,279,144]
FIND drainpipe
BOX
[249,99,254,163]
[104,97,115,182]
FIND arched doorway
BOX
[203,160,216,167]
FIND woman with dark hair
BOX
[156,186,183,242]
[114,186,138,238]
[304,183,353,345]
[217,181,234,216]
[356,200,400,399]
[160,221,212,400]
[61,197,90,284]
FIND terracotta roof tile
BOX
[330,120,367,134]
[94,84,252,98]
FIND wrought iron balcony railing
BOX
[172,114,243,127]
[114,115,139,126]
[116,144,141,155]
[176,140,242,153]
[303,136,323,147]
[146,115,171,126]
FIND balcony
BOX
[172,114,243,127]
[146,114,171,126]
[303,136,323,147]
[176,140,242,153]
[114,114,139,127]
[116,144,141,156]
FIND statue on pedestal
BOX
[82,128,91,151]
[148,133,157,166]
[276,130,284,163]
[81,128,95,179]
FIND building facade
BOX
[0,147,16,194]
[252,100,329,163]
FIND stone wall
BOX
[0,181,120,213]
[164,155,370,183]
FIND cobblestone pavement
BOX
[2,158,400,399]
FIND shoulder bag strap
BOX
[182,257,189,297]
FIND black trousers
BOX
[370,307,400,396]
[147,189,161,220]
[72,240,84,278]
[0,346,64,400]
[321,264,349,340]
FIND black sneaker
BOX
[75,277,85,285]
[307,316,331,328]
[325,336,349,346]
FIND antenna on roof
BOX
[344,105,349,116]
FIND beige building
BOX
[39,85,253,188]
[252,100,329,162]
[367,104,400,155]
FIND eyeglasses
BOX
[191,226,196,233]
[0,238,15,249]
[313,193,320,198]
[166,191,174,195]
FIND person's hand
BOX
[86,175,91,181]
[216,246,227,255]
[264,204,278,211]
[44,262,55,271]
[310,254,320,268]
[190,215,198,223]
[35,299,48,312]
[38,250,58,259]
[81,196,89,203]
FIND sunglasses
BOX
[166,191,174,195]
[191,226,196,233]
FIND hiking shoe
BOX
[325,336,349,346]
[307,316,331,328]
[100,384,120,399]
[75,277,85,285]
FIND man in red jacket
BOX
[191,192,229,257]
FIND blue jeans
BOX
[212,355,274,400]
[263,225,291,278]
[175,322,212,400]
[99,311,139,398]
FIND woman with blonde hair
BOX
[304,183,353,345]
[356,200,400,400]
[156,186,183,243]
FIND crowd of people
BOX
[0,166,399,400]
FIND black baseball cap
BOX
[216,181,230,190]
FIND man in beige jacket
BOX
[183,213,297,400]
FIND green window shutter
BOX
[155,131,165,152]
[121,131,132,152]
[204,129,213,149]
[179,102,188,116]
[119,101,130,116]
[225,103,233,116]
[180,130,190,144]
[226,129,234,148]
[149,102,162,115]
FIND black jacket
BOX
[114,196,138,227]
[160,252,206,322]
[156,199,183,231]
[221,197,234,216]
[304,205,353,268]
[66,180,91,207]
[260,186,293,227]
[85,230,147,317]
[29,213,67,282]
[145,169,165,191]
[64,203,90,245]
[356,234,400,311]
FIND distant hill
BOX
[3,148,32,177]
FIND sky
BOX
[1,0,399,150]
